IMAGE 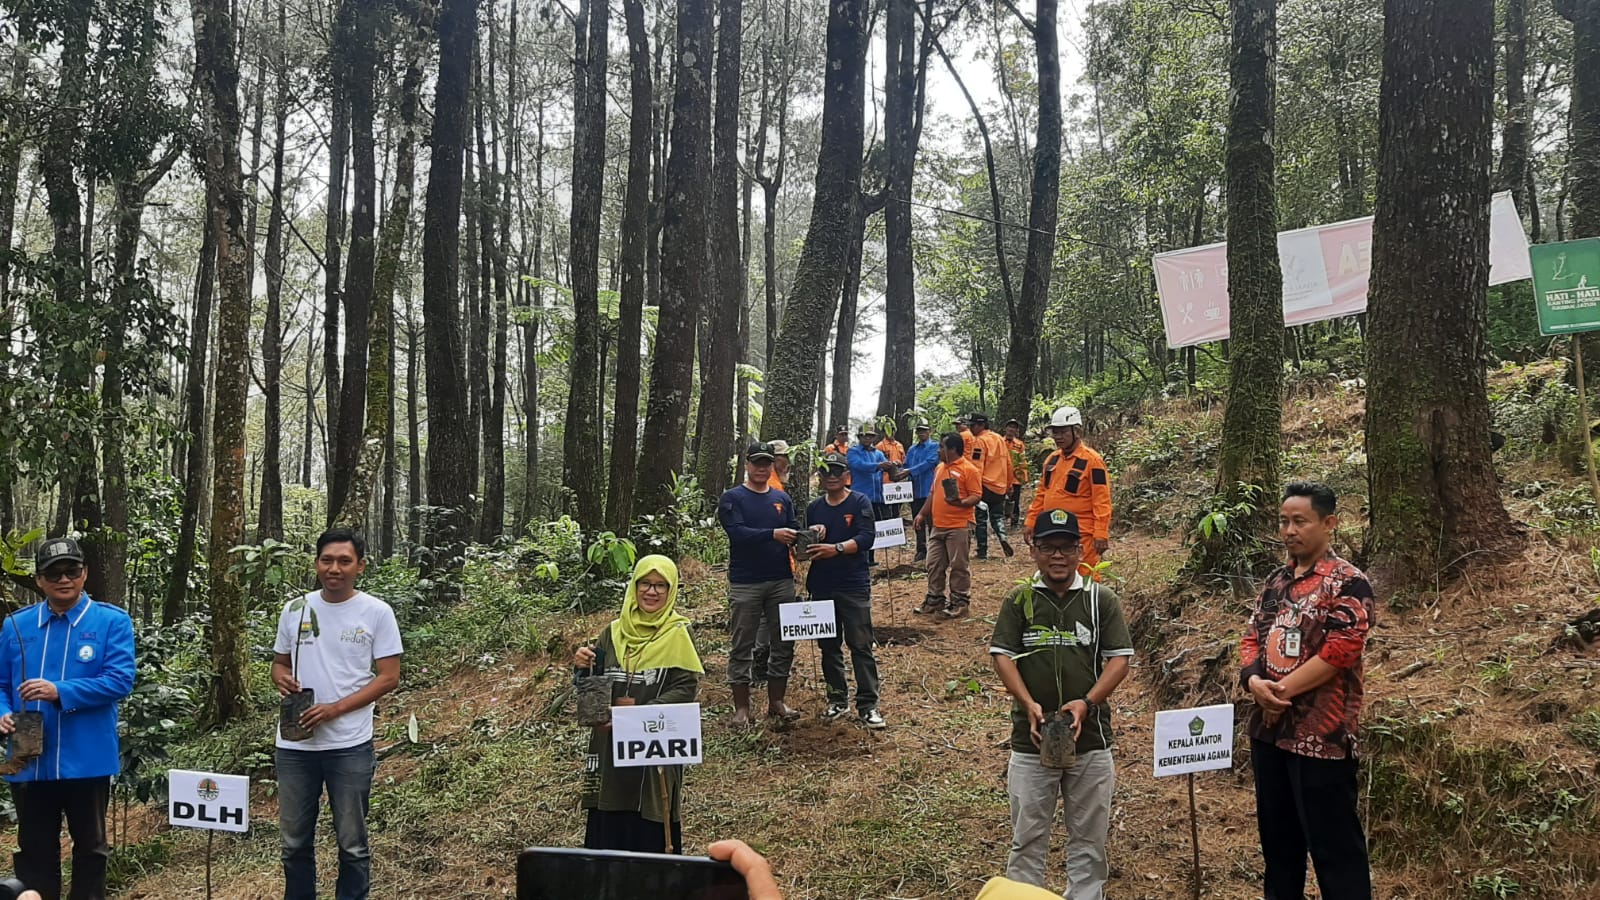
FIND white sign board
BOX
[169,769,250,833]
[778,598,837,641]
[874,516,907,548]
[1153,704,1234,777]
[881,481,914,504]
[611,702,704,767]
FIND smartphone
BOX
[518,847,749,900]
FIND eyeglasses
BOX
[637,581,671,595]
[819,468,848,477]
[1034,545,1080,559]
[40,566,84,582]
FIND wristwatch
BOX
[834,542,848,554]
[1081,697,1098,719]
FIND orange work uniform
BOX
[929,457,983,528]
[1025,442,1112,568]
[968,430,1012,495]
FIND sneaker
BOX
[822,702,849,721]
[914,596,946,615]
[860,708,886,730]
[1000,538,1015,557]
[976,551,989,560]
[940,599,970,619]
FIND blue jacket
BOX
[904,439,941,499]
[0,594,135,782]
[847,444,888,503]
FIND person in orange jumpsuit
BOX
[1023,406,1111,571]
[1004,419,1029,530]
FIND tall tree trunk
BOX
[406,306,423,545]
[481,8,511,542]
[421,0,481,558]
[997,0,1061,425]
[606,0,653,533]
[324,0,353,488]
[1561,1,1600,240]
[0,48,26,535]
[330,0,380,520]
[1208,0,1284,565]
[167,198,217,625]
[520,101,546,529]
[1497,0,1530,216]
[831,202,868,427]
[637,0,714,512]
[1366,0,1515,588]
[194,0,254,722]
[693,0,743,497]
[336,0,427,533]
[877,0,921,432]
[564,0,610,527]
[258,0,289,542]
[760,0,869,444]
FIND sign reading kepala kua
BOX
[611,702,703,767]
[779,598,837,641]
[1153,704,1234,777]
[882,480,914,504]
[169,769,250,833]
[874,516,907,548]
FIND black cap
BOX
[36,537,85,571]
[1033,509,1082,540]
[969,412,990,425]
[746,441,777,461]
[1005,418,1022,427]
[818,451,850,471]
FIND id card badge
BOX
[1282,628,1303,659]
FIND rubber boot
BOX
[766,678,801,721]
[729,684,753,728]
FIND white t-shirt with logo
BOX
[274,590,403,751]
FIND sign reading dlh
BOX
[779,598,838,641]
[611,703,703,767]
[1529,238,1600,336]
[169,769,250,833]
[1153,704,1234,778]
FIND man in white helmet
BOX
[1023,407,1112,573]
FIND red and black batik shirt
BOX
[1239,552,1375,760]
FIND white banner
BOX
[611,703,704,767]
[881,481,914,504]
[779,598,837,641]
[874,516,907,548]
[1155,191,1533,347]
[1153,704,1235,778]
[169,770,250,833]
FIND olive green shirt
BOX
[989,574,1134,754]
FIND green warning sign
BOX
[1530,239,1600,336]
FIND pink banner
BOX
[1155,192,1532,348]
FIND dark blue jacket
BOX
[846,445,888,504]
[805,492,876,595]
[0,594,135,782]
[903,439,940,499]
[717,485,798,583]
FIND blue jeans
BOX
[277,741,376,900]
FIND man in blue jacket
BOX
[902,422,941,562]
[847,425,892,564]
[0,537,135,900]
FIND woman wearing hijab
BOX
[573,555,703,853]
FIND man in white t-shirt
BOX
[272,528,402,900]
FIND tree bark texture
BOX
[877,0,919,432]
[693,0,743,497]
[564,0,610,528]
[193,0,253,722]
[760,0,869,444]
[421,0,480,554]
[997,0,1061,425]
[1365,0,1515,588]
[258,0,290,542]
[1561,1,1600,241]
[1214,0,1283,540]
[832,202,868,428]
[166,196,216,625]
[637,0,714,512]
[606,0,653,533]
[1497,0,1529,216]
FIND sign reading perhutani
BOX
[874,516,907,548]
[779,598,838,641]
[611,703,704,767]
[1152,704,1234,778]
[169,770,250,833]
[881,481,914,504]
[1529,239,1600,336]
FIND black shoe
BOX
[913,552,926,563]
[1000,538,1014,557]
[976,551,989,560]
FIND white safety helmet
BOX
[1049,406,1083,428]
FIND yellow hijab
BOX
[609,556,704,674]
[973,877,1059,900]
